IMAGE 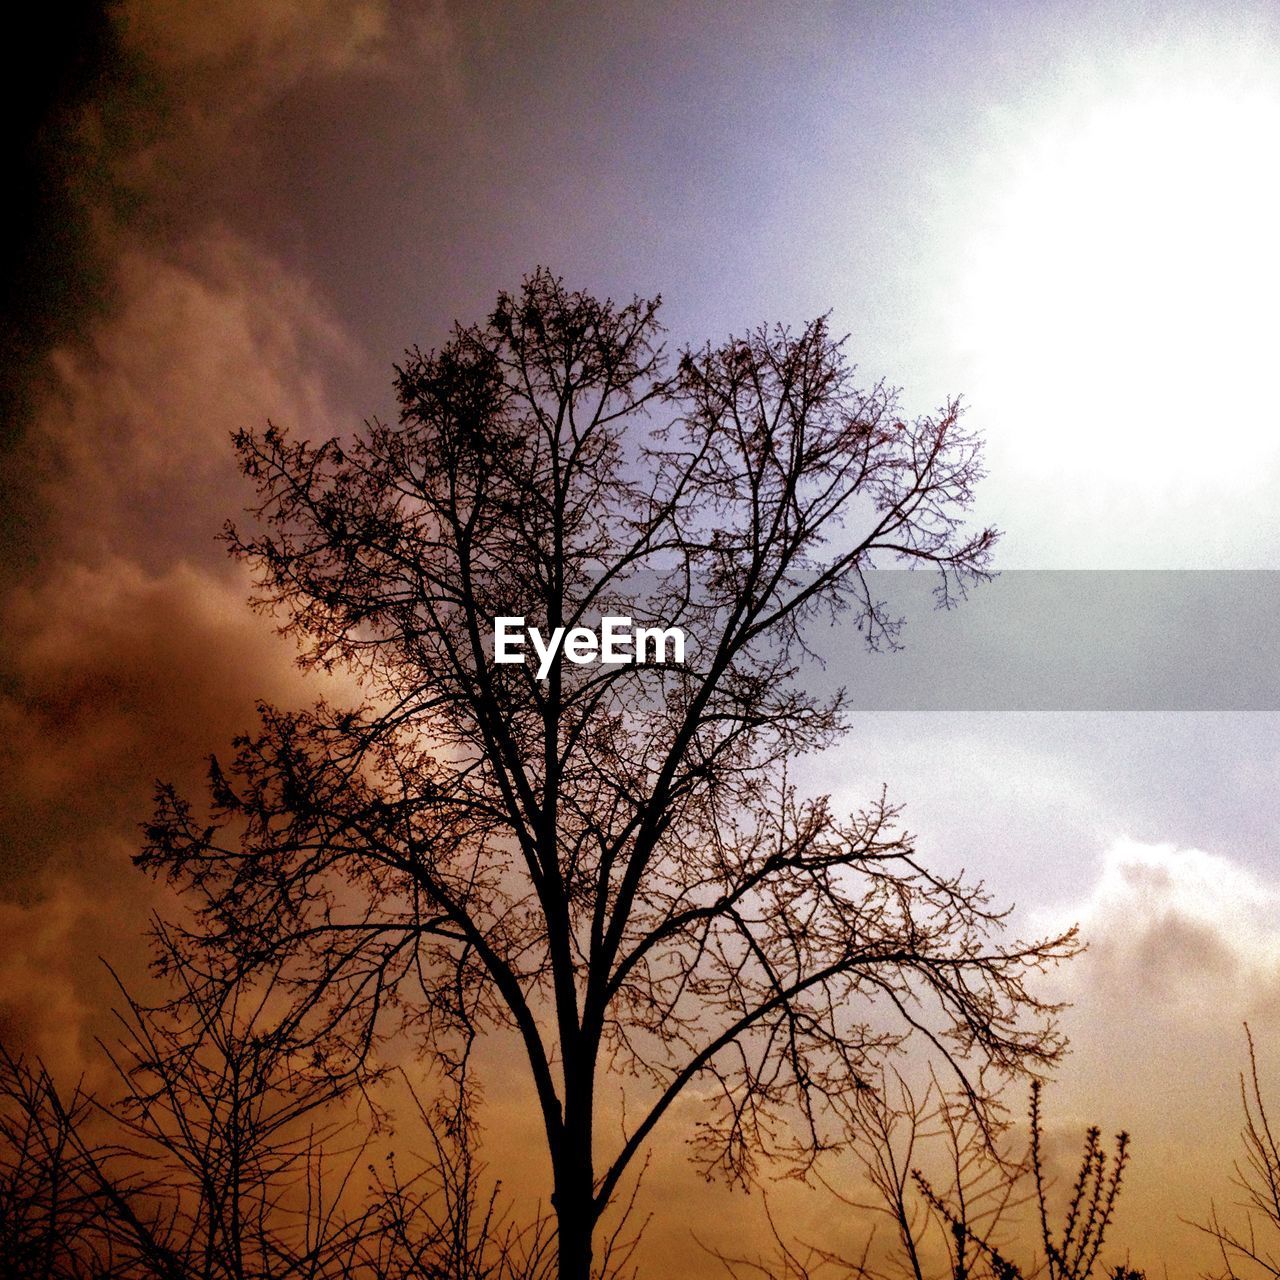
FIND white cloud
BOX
[1019,837,1280,1269]
[1049,837,1280,1018]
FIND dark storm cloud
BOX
[1,0,457,572]
[0,0,443,1073]
[1,1,122,439]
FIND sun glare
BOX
[960,71,1280,493]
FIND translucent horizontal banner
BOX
[805,571,1280,711]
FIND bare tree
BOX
[97,939,378,1279]
[913,1082,1134,1280]
[140,269,1079,1280]
[0,1046,130,1279]
[714,1080,1137,1280]
[853,1068,1026,1280]
[1,979,354,1280]
[1199,1026,1280,1279]
[0,937,554,1280]
[708,1067,1023,1280]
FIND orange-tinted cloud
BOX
[0,557,326,1075]
[26,230,356,566]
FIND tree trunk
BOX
[554,1160,595,1280]
[555,1074,597,1280]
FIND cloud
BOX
[118,0,452,90]
[6,0,456,567]
[120,0,396,83]
[0,228,375,1083]
[1024,837,1280,1268]
[106,0,457,186]
[1052,837,1280,1020]
[0,557,323,1075]
[25,228,356,564]
[0,877,106,1076]
[4,0,459,495]
[0,0,427,1083]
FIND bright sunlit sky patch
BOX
[947,44,1280,563]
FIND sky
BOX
[5,1,1280,1273]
